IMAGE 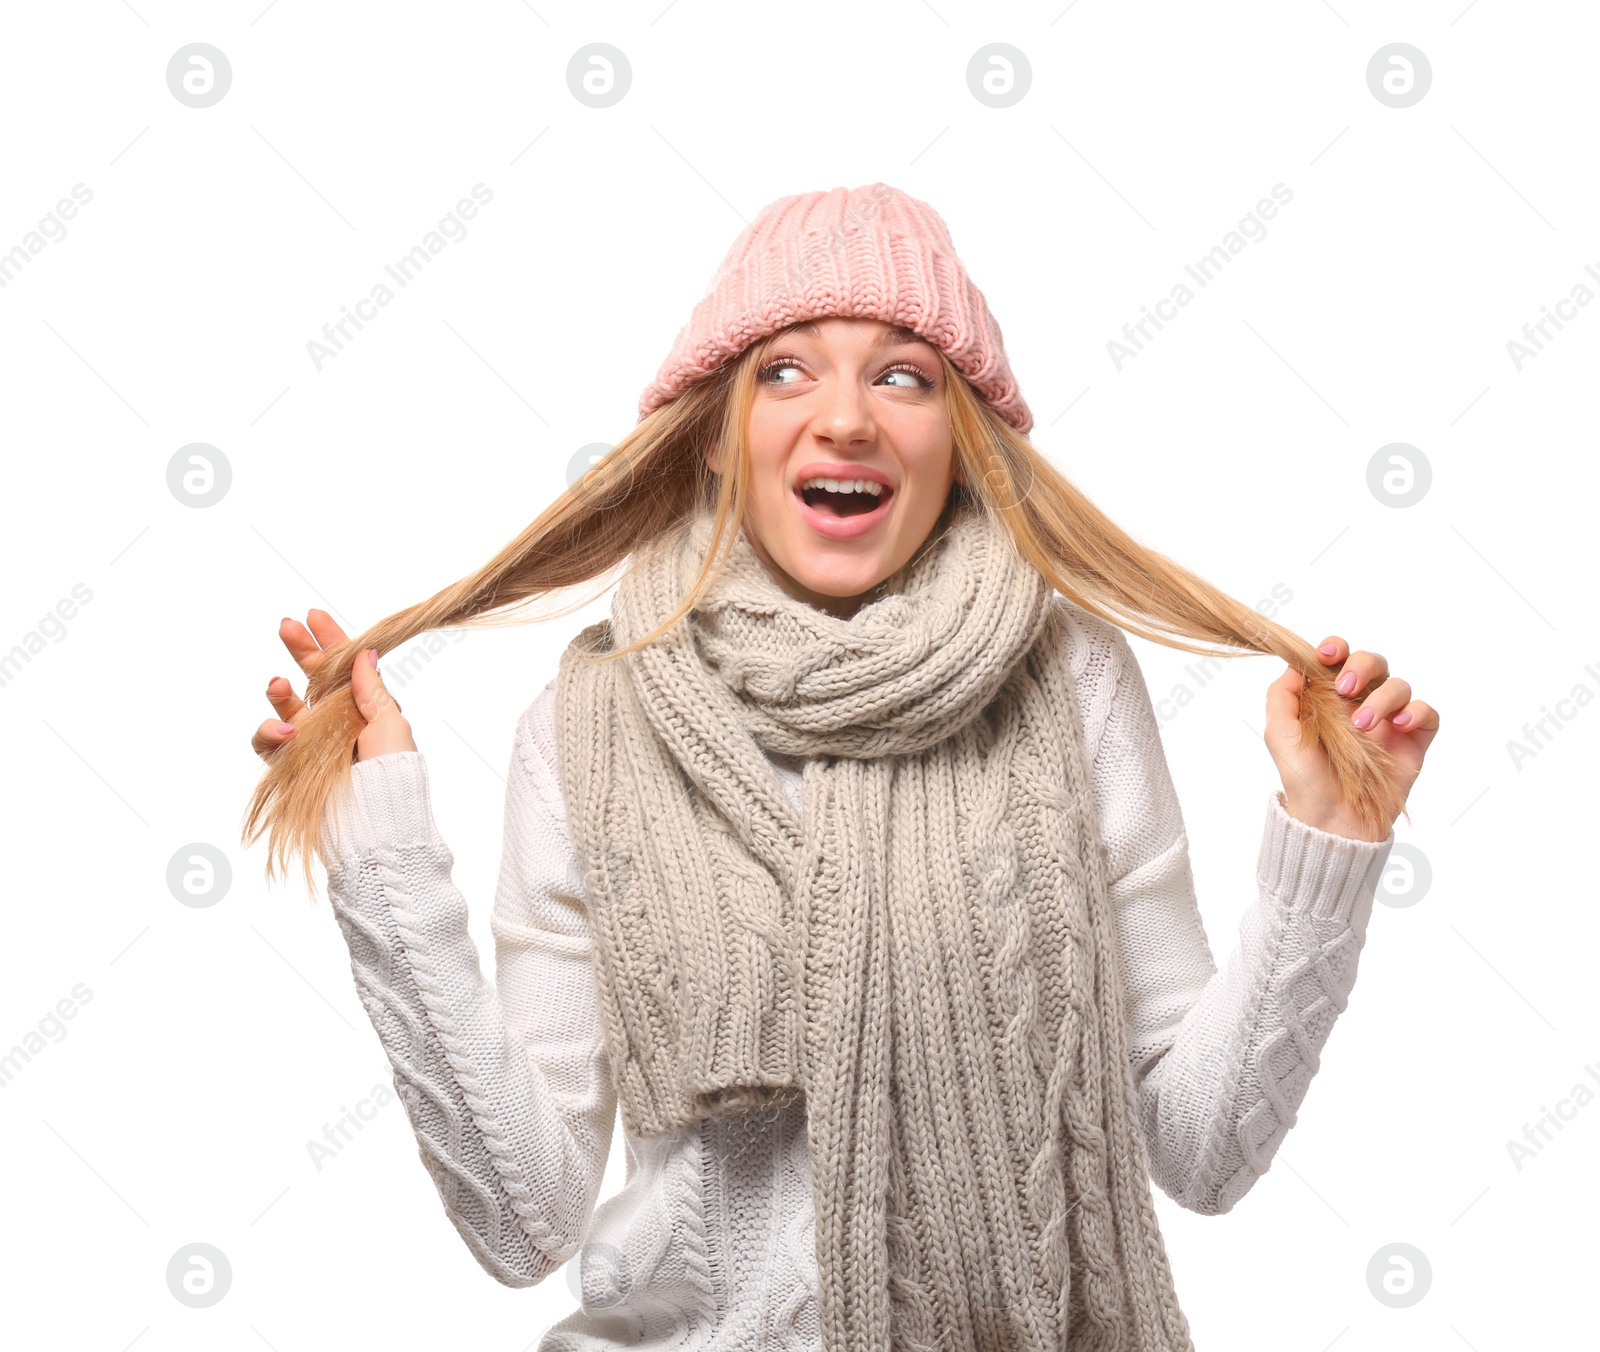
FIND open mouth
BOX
[791,469,895,539]
[797,478,891,517]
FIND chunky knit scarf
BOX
[553,498,1195,1352]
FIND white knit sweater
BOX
[319,607,1395,1350]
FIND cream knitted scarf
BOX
[554,498,1195,1351]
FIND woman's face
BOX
[711,316,961,619]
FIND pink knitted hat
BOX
[635,182,1033,434]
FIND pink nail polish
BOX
[1392,710,1412,726]
[277,722,296,735]
[1318,643,1337,657]
[1352,708,1374,729]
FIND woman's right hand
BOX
[252,608,418,763]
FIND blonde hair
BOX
[242,327,1405,896]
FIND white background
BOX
[1,1,1595,1348]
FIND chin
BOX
[787,560,886,602]
[819,580,883,603]
[796,569,877,595]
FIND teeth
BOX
[800,476,884,497]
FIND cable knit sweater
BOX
[318,608,1395,1351]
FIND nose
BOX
[808,367,876,450]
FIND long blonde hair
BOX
[242,326,1405,896]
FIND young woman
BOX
[244,183,1438,1351]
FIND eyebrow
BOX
[780,320,928,350]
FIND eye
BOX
[879,362,934,390]
[757,357,805,385]
[755,356,935,390]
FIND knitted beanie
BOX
[635,182,1034,434]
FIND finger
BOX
[1351,676,1412,730]
[265,675,307,724]
[349,646,402,727]
[278,609,350,679]
[251,715,298,759]
[1389,698,1441,740]
[1334,647,1389,699]
[279,616,326,678]
[350,647,417,760]
[1263,663,1308,747]
[1314,636,1347,667]
[304,608,348,654]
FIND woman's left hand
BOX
[1263,635,1440,842]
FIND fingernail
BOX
[1336,670,1357,695]
[367,647,379,668]
[276,722,296,735]
[1352,708,1374,729]
[1392,710,1412,726]
[1318,643,1337,657]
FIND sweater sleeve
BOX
[1074,617,1395,1217]
[318,695,616,1286]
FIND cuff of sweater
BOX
[321,750,448,863]
[1258,790,1394,925]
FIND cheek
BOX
[745,405,796,472]
[890,420,956,488]
[741,415,794,523]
